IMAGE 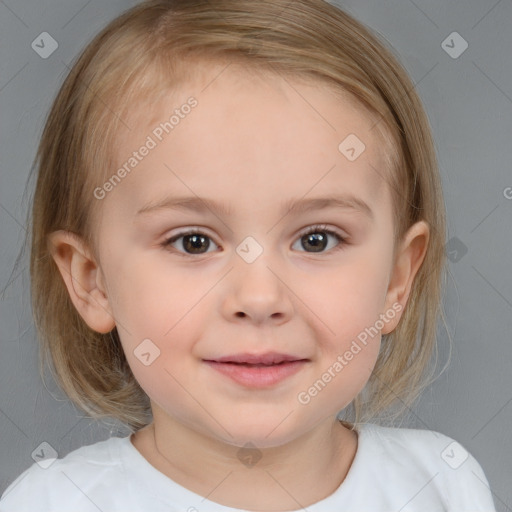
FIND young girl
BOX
[0,0,497,510]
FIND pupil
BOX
[304,232,326,252]
[185,234,209,253]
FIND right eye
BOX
[162,229,220,256]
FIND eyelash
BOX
[161,224,347,258]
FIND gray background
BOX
[1,0,511,509]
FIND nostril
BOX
[235,312,246,318]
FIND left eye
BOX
[291,226,344,253]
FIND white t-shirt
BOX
[0,423,496,511]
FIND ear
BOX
[381,221,429,335]
[47,230,116,333]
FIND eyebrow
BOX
[136,194,374,220]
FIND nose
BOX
[221,256,294,326]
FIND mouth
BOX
[208,352,306,365]
[203,352,309,388]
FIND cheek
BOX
[302,251,391,346]
[103,252,207,369]
[104,253,193,338]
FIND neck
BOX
[131,412,358,511]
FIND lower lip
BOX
[204,360,307,388]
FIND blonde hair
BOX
[28,0,447,432]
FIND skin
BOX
[49,62,428,511]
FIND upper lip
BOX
[205,352,307,365]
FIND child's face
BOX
[82,64,420,446]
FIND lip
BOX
[203,352,309,388]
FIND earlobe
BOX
[381,221,429,335]
[47,230,116,334]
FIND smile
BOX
[203,352,309,388]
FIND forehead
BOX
[103,62,393,220]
